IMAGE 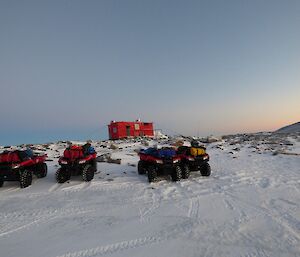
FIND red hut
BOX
[108,120,154,140]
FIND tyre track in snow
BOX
[139,180,214,222]
[0,193,156,239]
[208,184,300,254]
[0,186,21,194]
[266,199,300,244]
[139,188,161,223]
[54,219,196,257]
[0,180,142,201]
[192,167,300,256]
[180,166,299,254]
[0,180,153,239]
[188,197,200,219]
[56,236,162,257]
[149,179,213,220]
[175,177,230,220]
[0,206,91,221]
[0,206,95,239]
[223,190,300,246]
[48,183,64,192]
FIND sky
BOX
[0,0,299,145]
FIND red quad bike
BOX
[138,147,182,183]
[56,145,97,183]
[0,150,47,188]
[177,144,211,178]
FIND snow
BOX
[0,134,300,257]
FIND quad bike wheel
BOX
[147,166,157,183]
[200,162,211,176]
[0,180,3,187]
[56,167,71,183]
[91,159,97,172]
[36,163,48,178]
[181,164,190,179]
[171,165,182,182]
[82,164,94,182]
[138,161,146,175]
[20,170,32,188]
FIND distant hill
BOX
[276,121,300,133]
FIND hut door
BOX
[126,126,131,137]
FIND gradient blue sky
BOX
[0,0,299,145]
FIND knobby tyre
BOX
[138,161,146,175]
[82,164,94,182]
[56,167,70,183]
[36,163,48,178]
[200,162,211,176]
[181,164,190,179]
[20,170,32,188]
[147,166,157,183]
[172,165,182,181]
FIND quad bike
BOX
[0,149,47,188]
[56,145,97,183]
[138,147,182,183]
[177,143,211,178]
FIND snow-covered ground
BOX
[0,133,300,257]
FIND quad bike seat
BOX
[63,146,84,160]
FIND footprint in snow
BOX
[259,177,270,189]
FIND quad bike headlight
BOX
[173,159,179,163]
[156,160,163,164]
[60,160,68,164]
[79,160,86,164]
[202,155,208,160]
[12,164,20,169]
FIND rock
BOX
[199,136,221,143]
[97,153,121,164]
[134,148,142,153]
[107,158,121,164]
[109,144,118,150]
[174,140,184,146]
[141,140,149,147]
